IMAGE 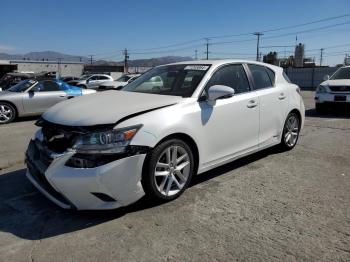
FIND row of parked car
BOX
[0,72,141,124]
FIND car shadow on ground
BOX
[13,115,39,123]
[0,146,281,241]
[305,108,350,119]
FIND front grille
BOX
[26,141,71,207]
[329,86,350,92]
[41,126,76,153]
[27,140,53,170]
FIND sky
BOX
[1,0,350,65]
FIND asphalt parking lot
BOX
[0,91,349,262]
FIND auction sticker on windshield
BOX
[184,65,209,70]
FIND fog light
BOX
[65,156,95,168]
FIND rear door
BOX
[22,80,68,114]
[247,64,289,147]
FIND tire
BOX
[315,103,326,114]
[280,112,300,150]
[0,102,16,124]
[142,139,194,201]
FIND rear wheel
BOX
[0,102,16,124]
[280,112,300,150]
[142,139,194,201]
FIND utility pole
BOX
[123,48,129,74]
[254,32,263,61]
[194,50,198,60]
[320,48,324,66]
[57,58,63,78]
[89,55,94,65]
[204,38,210,60]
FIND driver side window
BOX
[32,81,60,92]
[206,64,250,94]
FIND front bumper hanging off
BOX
[25,140,146,210]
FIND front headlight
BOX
[72,125,142,154]
[316,85,328,93]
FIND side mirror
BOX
[323,75,330,81]
[207,85,235,101]
[28,90,35,97]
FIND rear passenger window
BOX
[248,64,273,90]
[265,68,275,85]
[206,64,250,94]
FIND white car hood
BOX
[322,79,350,86]
[42,90,182,126]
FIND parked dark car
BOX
[0,72,57,91]
[60,76,80,83]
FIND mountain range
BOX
[0,51,193,67]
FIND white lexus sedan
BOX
[315,65,350,113]
[25,60,305,210]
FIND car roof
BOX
[165,59,282,72]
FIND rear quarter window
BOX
[282,72,292,83]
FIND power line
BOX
[263,20,350,41]
[206,13,350,39]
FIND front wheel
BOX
[142,139,194,201]
[0,102,16,124]
[280,112,300,150]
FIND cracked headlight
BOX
[72,125,142,154]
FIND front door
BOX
[23,80,68,114]
[199,64,259,167]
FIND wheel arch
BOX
[289,108,302,128]
[152,132,200,175]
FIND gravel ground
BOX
[0,91,349,262]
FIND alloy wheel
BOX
[154,145,191,196]
[0,104,13,123]
[284,115,300,147]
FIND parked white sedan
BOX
[315,65,350,113]
[25,60,305,210]
[98,74,141,90]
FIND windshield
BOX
[122,64,210,97]
[79,75,90,80]
[331,67,350,80]
[116,75,131,82]
[8,79,37,92]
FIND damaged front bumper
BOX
[26,139,146,210]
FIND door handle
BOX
[278,93,286,100]
[247,100,258,108]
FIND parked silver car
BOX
[0,79,96,124]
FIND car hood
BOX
[42,90,183,126]
[322,79,350,86]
